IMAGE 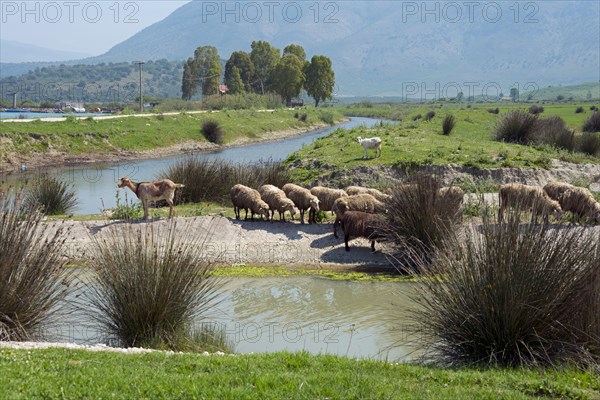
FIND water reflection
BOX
[46,275,418,361]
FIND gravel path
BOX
[57,216,393,269]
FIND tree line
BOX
[181,41,335,106]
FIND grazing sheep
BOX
[498,183,563,223]
[258,184,298,222]
[337,211,386,252]
[345,186,392,202]
[437,186,465,222]
[117,177,184,220]
[310,186,348,213]
[230,184,270,221]
[282,183,320,224]
[555,187,600,224]
[332,194,387,237]
[543,181,575,202]
[357,136,382,159]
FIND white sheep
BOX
[345,185,391,202]
[230,184,270,221]
[258,184,298,222]
[357,136,382,159]
[556,187,600,224]
[310,186,348,213]
[498,183,563,224]
[282,183,320,224]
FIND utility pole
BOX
[136,61,145,112]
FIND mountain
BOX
[87,0,599,96]
[0,40,91,63]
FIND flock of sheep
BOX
[116,175,599,252]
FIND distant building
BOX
[500,96,513,102]
[219,85,229,95]
[56,102,86,112]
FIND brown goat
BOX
[117,177,185,220]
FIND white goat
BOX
[357,136,382,159]
[118,177,184,220]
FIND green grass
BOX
[0,109,344,162]
[0,348,598,399]
[286,104,599,184]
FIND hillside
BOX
[89,1,599,96]
[0,40,91,63]
[522,82,600,101]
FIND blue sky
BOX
[1,1,190,56]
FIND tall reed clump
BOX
[495,110,538,144]
[84,219,231,351]
[202,119,225,144]
[410,205,600,367]
[161,157,290,204]
[23,175,78,215]
[532,115,575,152]
[582,111,600,133]
[0,190,72,341]
[382,174,461,271]
[441,114,456,135]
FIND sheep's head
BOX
[356,136,363,144]
[310,198,320,212]
[550,204,564,221]
[259,206,270,220]
[595,210,600,224]
[117,177,131,188]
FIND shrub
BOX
[319,111,335,125]
[529,105,544,114]
[495,110,538,144]
[532,116,575,152]
[161,157,290,205]
[441,114,456,135]
[201,119,224,144]
[576,131,600,156]
[23,175,78,215]
[582,111,600,133]
[575,106,584,113]
[84,219,226,350]
[424,111,436,121]
[590,106,598,111]
[487,107,499,114]
[410,206,600,367]
[0,191,72,341]
[412,114,422,121]
[382,174,460,270]
[107,191,143,220]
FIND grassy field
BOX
[1,348,598,399]
[284,103,600,184]
[0,108,342,161]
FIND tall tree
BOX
[227,66,244,94]
[181,58,196,100]
[224,51,254,93]
[270,54,305,104]
[181,46,222,99]
[304,55,335,107]
[283,44,306,62]
[250,41,280,95]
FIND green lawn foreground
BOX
[1,349,598,399]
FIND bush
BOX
[575,106,584,113]
[382,174,460,270]
[201,93,284,110]
[529,105,544,114]
[84,220,227,350]
[495,110,539,144]
[107,191,143,220]
[23,175,78,215]
[532,116,575,152]
[412,114,422,121]
[424,111,436,121]
[0,191,72,341]
[410,206,600,367]
[487,107,499,114]
[576,131,600,156]
[441,114,456,135]
[202,119,224,144]
[161,157,290,205]
[590,106,598,111]
[582,111,600,133]
[319,111,335,125]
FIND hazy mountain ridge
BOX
[1,1,598,97]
